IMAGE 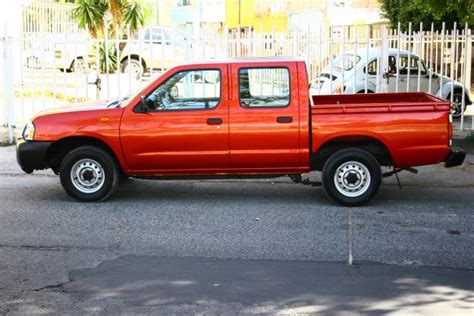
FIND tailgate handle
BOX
[276,116,293,123]
[207,118,223,125]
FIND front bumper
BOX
[444,147,466,168]
[16,139,52,173]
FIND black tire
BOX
[71,58,88,73]
[322,148,382,206]
[122,58,144,79]
[59,146,118,202]
[448,90,466,119]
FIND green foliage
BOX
[379,0,473,31]
[72,0,108,38]
[97,42,118,73]
[123,1,146,35]
[72,0,148,38]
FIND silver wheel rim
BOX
[70,159,105,194]
[452,95,462,116]
[126,62,142,79]
[334,161,371,198]
[74,59,87,73]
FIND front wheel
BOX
[59,146,119,202]
[70,58,89,74]
[322,148,382,206]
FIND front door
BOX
[120,66,229,173]
[228,63,301,171]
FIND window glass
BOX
[142,70,221,111]
[239,67,290,108]
[365,59,378,75]
[388,56,397,74]
[399,56,427,75]
[332,54,360,71]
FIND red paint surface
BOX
[32,59,453,176]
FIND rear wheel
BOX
[122,59,144,79]
[322,148,381,206]
[59,146,118,202]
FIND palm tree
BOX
[72,0,146,38]
[72,0,147,74]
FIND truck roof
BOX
[177,56,305,66]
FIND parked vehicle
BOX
[16,58,465,206]
[310,48,472,118]
[52,35,91,73]
[120,26,187,79]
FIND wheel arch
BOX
[439,83,472,105]
[46,136,126,174]
[311,134,393,171]
[120,54,147,70]
[356,89,375,93]
[68,56,86,71]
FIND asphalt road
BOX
[0,146,473,314]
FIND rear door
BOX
[228,62,301,171]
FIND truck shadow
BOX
[111,178,335,206]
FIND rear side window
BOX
[239,67,290,108]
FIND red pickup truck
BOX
[17,58,465,206]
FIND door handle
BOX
[276,116,293,123]
[207,118,223,125]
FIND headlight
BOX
[23,121,35,141]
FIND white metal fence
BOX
[1,22,473,143]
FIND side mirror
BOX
[170,86,179,98]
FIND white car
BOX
[120,27,188,79]
[310,48,472,118]
[120,26,221,79]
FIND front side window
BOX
[239,67,290,108]
[142,69,221,111]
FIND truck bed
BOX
[310,92,452,169]
[311,92,450,114]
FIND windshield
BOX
[332,54,361,71]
